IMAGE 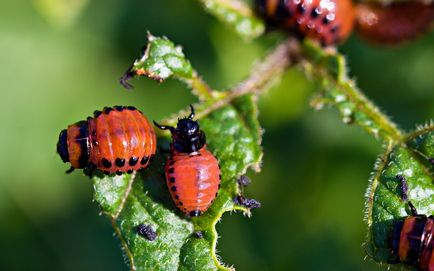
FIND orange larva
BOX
[154,106,221,217]
[355,2,434,45]
[57,106,156,176]
[389,175,434,271]
[255,0,355,46]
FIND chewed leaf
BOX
[365,124,434,266]
[120,33,193,89]
[198,0,265,40]
[92,94,262,271]
[301,40,402,142]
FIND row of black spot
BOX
[101,155,152,169]
[94,106,138,118]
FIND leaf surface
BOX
[365,124,434,268]
[92,95,262,271]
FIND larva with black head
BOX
[57,106,156,176]
[154,106,221,217]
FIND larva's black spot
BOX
[129,156,138,166]
[218,184,221,189]
[115,158,125,167]
[114,105,124,112]
[190,210,201,216]
[102,158,112,168]
[140,156,149,165]
[136,224,157,241]
[103,107,113,114]
[169,160,175,166]
[322,16,331,25]
[103,170,110,175]
[297,4,305,14]
[311,7,320,18]
[219,174,222,180]
[93,110,102,118]
[179,201,183,206]
[127,169,133,174]
[169,177,176,183]
[168,168,175,174]
[171,186,177,192]
[116,171,123,176]
[215,192,218,197]
[127,106,136,111]
[175,195,179,200]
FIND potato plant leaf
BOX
[198,0,265,40]
[300,40,402,142]
[120,33,194,89]
[365,124,434,267]
[92,94,262,271]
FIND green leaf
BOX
[121,33,193,89]
[301,40,402,142]
[92,94,262,271]
[365,124,434,267]
[198,0,265,40]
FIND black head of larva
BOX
[154,105,206,154]
[57,129,69,163]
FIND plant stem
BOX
[159,37,300,129]
[163,37,403,145]
[187,72,215,101]
[299,42,403,143]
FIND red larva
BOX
[255,0,355,46]
[355,2,434,45]
[390,202,434,271]
[57,106,156,176]
[389,175,434,270]
[154,106,221,217]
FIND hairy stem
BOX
[299,43,403,143]
[159,37,300,130]
[187,71,215,101]
[162,38,403,145]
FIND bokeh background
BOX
[1,0,433,270]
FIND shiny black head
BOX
[57,129,69,163]
[176,118,199,137]
[154,105,206,154]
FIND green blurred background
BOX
[1,0,433,270]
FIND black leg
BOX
[408,201,418,216]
